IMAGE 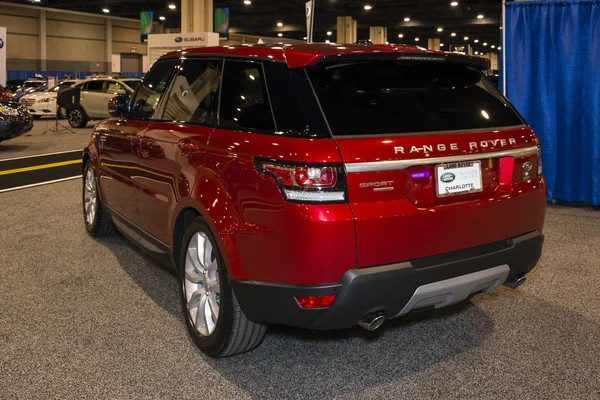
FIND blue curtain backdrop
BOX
[505,0,600,205]
[7,70,77,81]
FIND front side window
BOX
[307,60,524,136]
[219,60,275,132]
[106,81,127,95]
[129,59,178,121]
[162,59,220,125]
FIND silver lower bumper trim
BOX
[394,264,510,317]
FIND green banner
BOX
[214,8,230,41]
[140,11,153,43]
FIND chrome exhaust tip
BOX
[358,313,386,331]
[505,276,526,289]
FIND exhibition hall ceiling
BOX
[10,0,503,49]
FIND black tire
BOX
[68,108,88,128]
[82,160,114,237]
[180,217,266,357]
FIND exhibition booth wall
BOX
[505,0,600,205]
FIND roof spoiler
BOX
[313,52,490,70]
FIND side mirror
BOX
[109,93,129,118]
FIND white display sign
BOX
[436,161,483,197]
[305,1,315,43]
[111,54,121,73]
[0,27,6,86]
[147,32,219,65]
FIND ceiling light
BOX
[474,51,479,55]
[277,22,283,27]
[243,0,251,4]
[440,43,444,47]
[404,17,411,22]
[325,39,331,43]
[414,38,420,42]
[483,42,488,46]
[498,46,502,50]
[451,32,456,37]
[303,36,307,40]
[159,16,165,20]
[437,27,443,32]
[278,33,283,37]
[327,31,332,36]
[477,14,484,19]
[464,36,469,40]
[474,39,479,43]
[491,45,496,49]
[33,0,41,2]
[398,33,404,38]
[364,5,373,10]
[103,8,109,13]
[168,4,176,9]
[451,1,459,6]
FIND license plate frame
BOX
[435,160,483,198]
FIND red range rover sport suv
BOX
[82,44,546,357]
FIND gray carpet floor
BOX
[1,180,599,399]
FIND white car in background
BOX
[66,77,142,128]
[19,80,77,119]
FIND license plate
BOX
[436,161,483,198]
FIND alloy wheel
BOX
[70,110,81,126]
[83,167,97,225]
[184,232,221,337]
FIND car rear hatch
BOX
[305,56,545,268]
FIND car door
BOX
[137,58,221,245]
[80,80,105,118]
[97,59,178,230]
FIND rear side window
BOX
[83,81,104,92]
[307,61,524,136]
[219,60,275,132]
[262,61,329,138]
[130,59,178,120]
[162,59,220,125]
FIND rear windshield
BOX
[306,61,524,136]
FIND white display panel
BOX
[147,32,220,66]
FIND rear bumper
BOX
[232,230,543,330]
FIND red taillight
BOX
[263,164,338,188]
[108,96,118,114]
[499,156,514,185]
[256,159,347,203]
[295,295,337,309]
